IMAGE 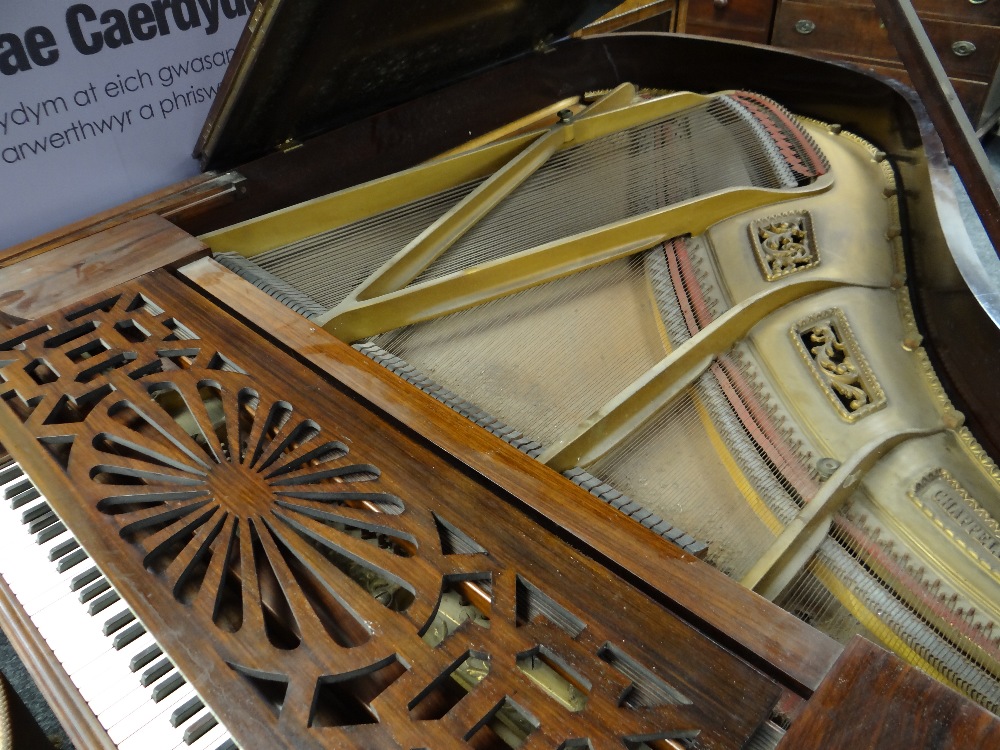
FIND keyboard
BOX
[0,461,237,750]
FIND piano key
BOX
[36,520,67,543]
[112,684,196,747]
[21,499,51,524]
[103,608,136,636]
[141,658,174,687]
[131,643,164,672]
[182,712,218,745]
[0,464,235,750]
[101,678,170,735]
[8,481,40,508]
[28,510,58,534]
[120,695,199,750]
[87,589,120,615]
[48,538,80,561]
[72,630,156,700]
[184,721,228,750]
[55,547,89,573]
[69,565,101,591]
[171,696,203,727]
[152,672,186,702]
[114,622,147,650]
[80,577,111,603]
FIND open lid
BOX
[195,0,620,170]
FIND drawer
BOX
[773,1,1000,82]
[680,0,777,43]
[772,0,1000,25]
[861,62,992,127]
[579,0,676,34]
[914,0,1000,25]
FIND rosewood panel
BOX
[0,216,207,324]
[777,636,1000,749]
[0,270,780,749]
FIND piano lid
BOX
[195,0,621,171]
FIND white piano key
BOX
[183,720,229,750]
[73,633,157,712]
[119,707,195,750]
[41,598,129,675]
[3,534,74,606]
[110,682,195,745]
[99,665,182,735]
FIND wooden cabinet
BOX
[680,0,777,42]
[679,0,1000,131]
[578,0,678,35]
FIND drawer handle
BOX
[795,19,816,34]
[952,40,977,56]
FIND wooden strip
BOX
[0,215,207,322]
[180,256,844,695]
[0,172,239,268]
[777,636,1000,749]
[871,0,1000,258]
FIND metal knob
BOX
[968,0,988,5]
[795,19,816,35]
[952,40,977,56]
[714,0,729,7]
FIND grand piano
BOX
[2,1,1000,748]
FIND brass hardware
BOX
[749,211,820,281]
[795,19,816,34]
[276,137,303,153]
[791,308,887,423]
[952,40,977,57]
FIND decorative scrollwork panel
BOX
[0,270,780,749]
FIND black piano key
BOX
[48,538,80,562]
[20,501,50,524]
[9,484,40,509]
[130,643,162,672]
[102,608,135,636]
[54,548,88,572]
[78,578,110,604]
[112,622,145,650]
[215,740,236,750]
[86,589,119,615]
[183,713,218,745]
[27,510,57,534]
[140,657,172,687]
[36,521,66,545]
[68,565,100,591]
[171,696,204,727]
[0,466,22,485]
[152,672,185,702]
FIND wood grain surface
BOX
[0,269,785,748]
[0,215,207,323]
[777,636,1000,749]
[180,256,844,697]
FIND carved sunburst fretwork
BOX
[749,211,819,280]
[0,275,782,747]
[792,308,886,422]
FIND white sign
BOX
[1,1,253,250]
